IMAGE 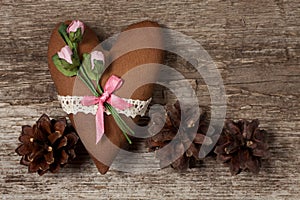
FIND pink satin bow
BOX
[81,75,132,144]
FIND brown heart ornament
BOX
[48,20,164,174]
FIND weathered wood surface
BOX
[0,0,299,199]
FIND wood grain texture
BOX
[0,0,299,199]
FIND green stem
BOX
[108,106,132,144]
[106,104,134,135]
[73,42,79,56]
[79,67,99,96]
[105,103,134,143]
[96,76,103,94]
[122,130,132,144]
[78,59,134,144]
[78,75,97,96]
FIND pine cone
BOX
[147,101,212,170]
[214,119,269,175]
[15,114,79,175]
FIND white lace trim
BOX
[57,95,151,118]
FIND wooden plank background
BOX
[0,0,299,199]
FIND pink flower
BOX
[57,45,73,64]
[67,20,85,35]
[90,51,105,70]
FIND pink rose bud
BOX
[67,20,85,35]
[90,51,105,70]
[57,45,73,64]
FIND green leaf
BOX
[93,59,105,79]
[52,54,78,77]
[82,53,95,80]
[69,28,83,43]
[81,53,104,81]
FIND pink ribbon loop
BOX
[81,75,132,144]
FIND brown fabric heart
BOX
[48,20,164,174]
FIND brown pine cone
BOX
[147,101,212,170]
[15,114,79,175]
[214,119,269,175]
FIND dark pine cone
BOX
[147,101,212,170]
[214,119,269,175]
[15,114,79,175]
